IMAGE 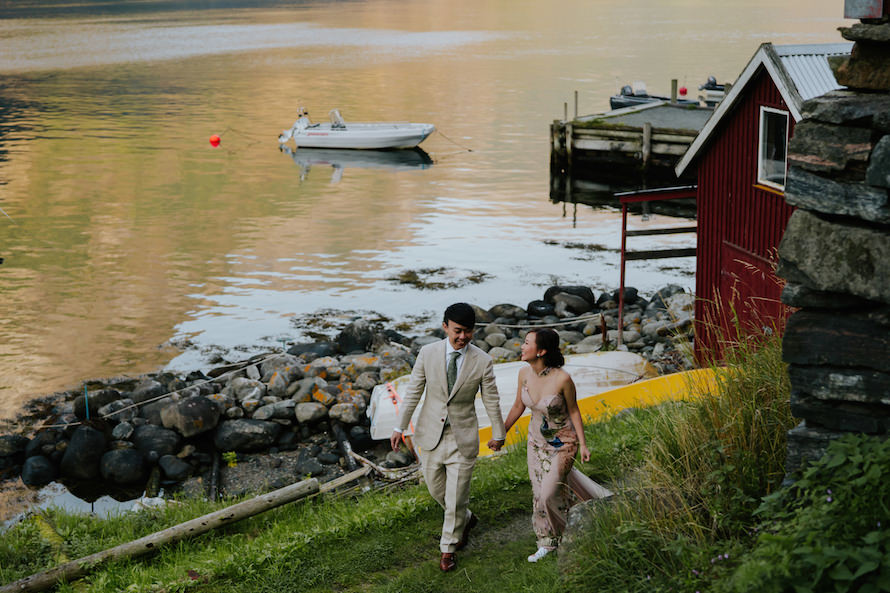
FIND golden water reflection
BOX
[0,0,846,420]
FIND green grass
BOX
[0,407,665,593]
[4,327,883,593]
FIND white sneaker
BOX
[527,547,552,562]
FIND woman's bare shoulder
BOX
[517,365,531,381]
[555,367,575,387]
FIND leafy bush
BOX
[730,434,890,593]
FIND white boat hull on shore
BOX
[367,351,658,443]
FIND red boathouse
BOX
[673,43,851,357]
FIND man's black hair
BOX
[443,302,476,329]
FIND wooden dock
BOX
[550,101,713,188]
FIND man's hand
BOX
[487,439,504,451]
[390,431,402,452]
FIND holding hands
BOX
[487,438,504,451]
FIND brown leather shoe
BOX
[439,552,457,572]
[456,512,478,551]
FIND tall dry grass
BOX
[563,297,796,591]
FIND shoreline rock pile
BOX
[0,284,695,502]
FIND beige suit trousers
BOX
[421,425,476,553]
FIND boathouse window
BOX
[757,106,789,191]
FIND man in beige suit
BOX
[390,303,507,572]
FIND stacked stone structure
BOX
[778,18,890,473]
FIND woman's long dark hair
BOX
[530,328,565,368]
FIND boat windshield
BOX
[329,109,346,129]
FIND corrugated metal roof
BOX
[775,43,852,101]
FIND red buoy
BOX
[679,86,688,96]
[209,134,221,147]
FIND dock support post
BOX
[565,123,573,171]
[574,90,578,119]
[641,122,652,170]
[618,204,627,347]
[671,79,678,103]
[564,101,568,122]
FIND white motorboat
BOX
[278,108,436,150]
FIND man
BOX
[390,302,506,572]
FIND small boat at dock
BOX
[278,108,436,150]
[609,76,726,110]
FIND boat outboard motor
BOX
[620,84,633,96]
[278,110,312,143]
[700,76,724,91]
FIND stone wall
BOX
[777,18,890,474]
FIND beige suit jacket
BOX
[396,339,506,458]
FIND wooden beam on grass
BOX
[0,477,320,593]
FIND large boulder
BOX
[553,292,593,316]
[290,377,328,402]
[287,341,337,359]
[295,402,328,423]
[263,355,304,397]
[158,455,192,481]
[25,431,62,459]
[295,449,325,477]
[160,395,221,437]
[253,399,296,421]
[21,455,57,487]
[527,300,555,318]
[335,320,381,354]
[74,389,121,420]
[60,426,106,480]
[100,449,146,484]
[130,379,167,404]
[489,303,527,320]
[141,396,173,426]
[349,425,374,450]
[214,419,281,452]
[230,377,267,401]
[544,286,596,307]
[131,424,182,461]
[97,398,137,423]
[778,209,890,304]
[328,403,362,425]
[260,353,302,381]
[646,285,686,314]
[1,434,29,458]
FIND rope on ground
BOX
[476,312,603,329]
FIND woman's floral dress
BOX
[522,382,579,550]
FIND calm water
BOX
[0,0,847,421]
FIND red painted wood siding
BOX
[694,68,796,358]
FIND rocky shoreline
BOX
[0,284,695,514]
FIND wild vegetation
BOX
[2,324,887,593]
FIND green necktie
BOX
[447,351,460,393]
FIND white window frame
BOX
[757,106,790,191]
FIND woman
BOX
[489,327,591,562]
